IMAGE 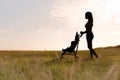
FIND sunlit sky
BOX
[0,0,120,50]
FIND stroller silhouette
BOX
[60,32,82,59]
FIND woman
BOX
[81,12,98,59]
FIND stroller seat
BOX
[62,40,79,53]
[60,32,82,58]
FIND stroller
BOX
[60,32,82,59]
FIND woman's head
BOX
[85,12,93,20]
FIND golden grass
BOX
[0,47,120,80]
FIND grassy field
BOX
[0,46,120,80]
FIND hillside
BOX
[0,46,119,80]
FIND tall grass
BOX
[0,47,120,80]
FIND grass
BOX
[0,47,120,80]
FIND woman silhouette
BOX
[81,12,98,59]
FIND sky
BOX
[0,0,120,50]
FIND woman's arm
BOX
[80,31,86,34]
[80,31,86,37]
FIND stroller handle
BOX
[79,34,83,38]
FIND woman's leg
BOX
[90,49,98,58]
[87,39,93,58]
[87,38,98,58]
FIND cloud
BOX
[35,28,48,33]
[50,0,120,49]
[50,0,120,30]
[50,0,83,26]
[50,0,105,29]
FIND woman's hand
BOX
[80,31,84,34]
[80,31,85,37]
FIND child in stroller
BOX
[60,32,82,59]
